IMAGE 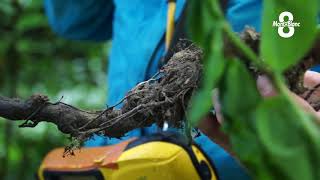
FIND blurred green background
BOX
[0,0,108,179]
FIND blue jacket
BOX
[45,0,262,179]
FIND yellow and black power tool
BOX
[37,132,218,180]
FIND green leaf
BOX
[261,0,318,72]
[188,25,225,126]
[187,51,225,126]
[226,117,271,180]
[187,0,212,46]
[216,58,265,178]
[187,0,223,47]
[188,89,212,126]
[0,1,15,16]
[16,13,47,33]
[220,59,261,117]
[17,39,53,55]
[256,96,319,180]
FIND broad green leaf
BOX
[188,51,225,125]
[256,96,318,180]
[187,0,213,46]
[226,117,271,180]
[220,59,261,117]
[187,0,222,47]
[261,0,317,72]
[188,25,225,126]
[216,57,266,178]
[188,89,212,126]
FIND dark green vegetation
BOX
[188,0,320,179]
[0,0,106,179]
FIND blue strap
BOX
[194,133,251,180]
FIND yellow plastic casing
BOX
[99,141,218,180]
[38,139,218,180]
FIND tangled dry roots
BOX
[0,41,203,155]
[123,44,202,125]
[60,42,203,153]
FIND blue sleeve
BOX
[226,0,262,32]
[44,0,114,41]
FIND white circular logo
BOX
[272,11,300,38]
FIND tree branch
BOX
[0,42,203,141]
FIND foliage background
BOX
[0,0,108,179]
[187,0,320,179]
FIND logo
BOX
[272,11,300,38]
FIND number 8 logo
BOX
[278,11,294,38]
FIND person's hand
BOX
[257,71,320,120]
[201,70,320,154]
[213,70,320,123]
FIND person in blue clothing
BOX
[44,0,320,179]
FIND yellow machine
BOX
[37,132,218,180]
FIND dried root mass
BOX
[0,41,203,146]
